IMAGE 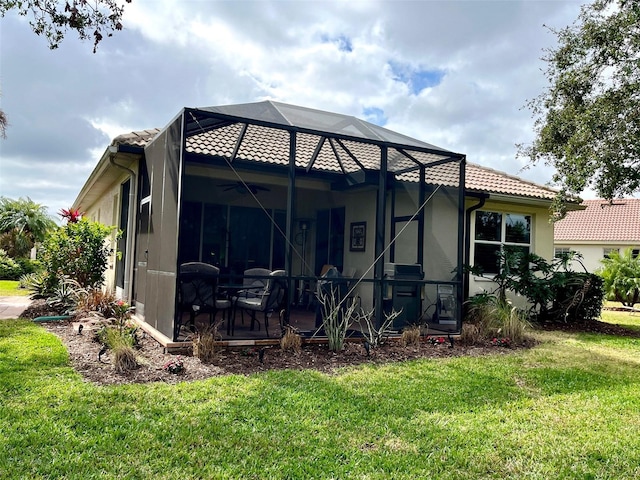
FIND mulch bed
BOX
[18,299,638,386]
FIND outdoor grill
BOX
[383,263,424,329]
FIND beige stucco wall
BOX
[81,169,134,296]
[467,199,554,307]
[339,188,460,312]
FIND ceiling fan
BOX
[217,182,270,195]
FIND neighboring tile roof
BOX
[554,199,640,242]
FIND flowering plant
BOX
[113,300,133,321]
[427,336,446,346]
[163,356,184,374]
[491,337,512,348]
[58,207,85,224]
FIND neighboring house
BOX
[554,199,640,273]
[73,101,564,346]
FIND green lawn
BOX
[1,320,640,479]
[0,280,29,297]
[600,303,640,331]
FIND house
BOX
[554,199,640,273]
[73,101,562,347]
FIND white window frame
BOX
[554,247,572,258]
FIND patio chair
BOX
[237,267,272,298]
[231,267,272,327]
[234,270,287,337]
[175,262,231,340]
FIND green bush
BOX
[468,250,604,324]
[0,249,22,280]
[14,258,42,275]
[39,219,114,293]
[546,272,604,323]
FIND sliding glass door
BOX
[178,202,285,274]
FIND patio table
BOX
[219,284,244,335]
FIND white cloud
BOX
[0,0,588,217]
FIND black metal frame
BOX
[133,104,466,341]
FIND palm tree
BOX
[0,197,57,258]
[598,248,640,308]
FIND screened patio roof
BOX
[184,100,465,179]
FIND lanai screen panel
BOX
[139,114,182,339]
[181,103,465,331]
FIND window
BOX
[473,211,531,274]
[603,247,619,259]
[554,247,571,259]
[632,249,639,259]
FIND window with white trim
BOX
[473,210,531,274]
[603,247,619,259]
[554,247,572,258]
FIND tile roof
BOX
[554,199,640,242]
[112,129,160,148]
[113,119,558,202]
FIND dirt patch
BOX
[23,299,637,386]
[40,318,526,385]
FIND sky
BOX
[0,0,589,220]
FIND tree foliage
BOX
[0,108,6,139]
[598,247,640,307]
[520,0,640,208]
[0,0,132,52]
[0,196,57,258]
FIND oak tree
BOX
[0,0,132,52]
[520,0,640,210]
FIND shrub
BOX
[467,250,603,324]
[39,218,114,293]
[280,325,302,354]
[550,272,604,323]
[357,308,401,348]
[15,258,41,275]
[162,356,185,374]
[464,295,530,344]
[74,288,118,319]
[401,325,421,347]
[46,277,85,315]
[193,324,220,363]
[459,323,481,345]
[318,286,358,352]
[99,325,139,373]
[0,249,22,280]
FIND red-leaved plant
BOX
[58,207,84,224]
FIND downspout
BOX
[109,145,137,301]
[464,192,489,300]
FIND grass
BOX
[0,280,29,296]
[600,302,640,331]
[1,319,640,478]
